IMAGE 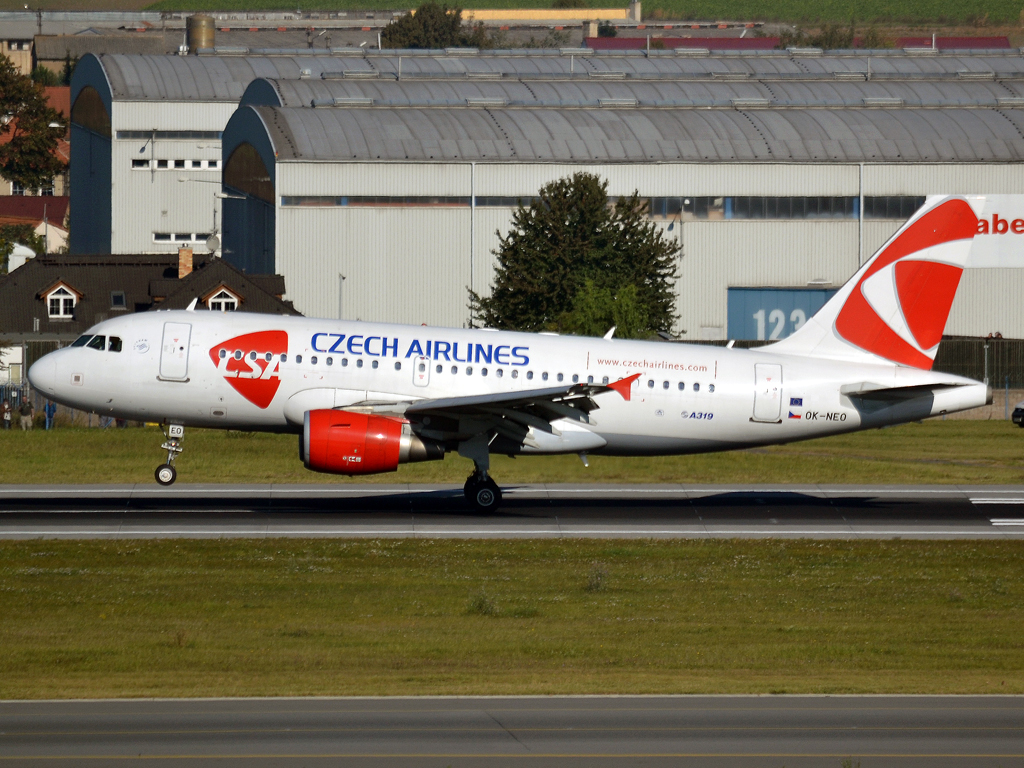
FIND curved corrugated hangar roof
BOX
[242,103,1024,163]
[86,50,1024,103]
[244,75,1024,109]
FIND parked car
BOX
[1013,401,1024,427]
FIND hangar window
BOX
[71,86,110,138]
[110,291,126,310]
[132,159,150,169]
[225,142,275,204]
[643,196,927,221]
[281,196,470,207]
[117,131,222,140]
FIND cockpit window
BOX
[86,335,106,350]
[108,336,122,353]
[71,335,92,347]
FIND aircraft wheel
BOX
[155,464,177,486]
[466,478,502,514]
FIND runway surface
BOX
[3,483,1024,539]
[1,695,1022,767]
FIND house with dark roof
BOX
[0,248,299,346]
[0,196,70,253]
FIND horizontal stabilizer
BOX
[839,381,968,400]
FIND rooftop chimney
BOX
[178,247,193,279]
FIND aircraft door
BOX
[159,322,192,382]
[752,363,782,423]
[413,355,430,387]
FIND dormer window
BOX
[47,287,76,319]
[208,289,238,312]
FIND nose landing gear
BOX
[155,424,185,486]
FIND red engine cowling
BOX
[301,409,444,475]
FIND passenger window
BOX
[511,370,518,379]
[571,374,578,383]
[436,364,442,373]
[296,354,303,364]
[709,384,715,393]
[466,366,473,375]
[587,375,593,383]
[311,356,318,365]
[356,358,363,368]
[481,368,488,377]
[678,382,685,390]
[234,350,242,360]
[342,358,349,367]
[281,354,288,363]
[663,381,669,389]
[219,349,227,359]
[496,369,503,378]
[557,373,564,382]
[249,351,257,360]
[394,362,401,370]
[71,335,92,347]
[86,335,106,350]
[647,379,654,388]
[602,376,609,384]
[326,357,333,366]
[542,372,548,381]
[371,360,378,369]
[527,371,534,380]
[693,383,700,392]
[108,337,122,353]
[451,366,458,374]
[419,363,426,372]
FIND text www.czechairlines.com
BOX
[596,358,709,372]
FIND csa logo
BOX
[209,331,288,409]
[834,198,977,370]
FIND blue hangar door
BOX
[727,288,838,342]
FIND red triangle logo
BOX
[209,331,288,409]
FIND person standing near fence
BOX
[18,399,34,430]
[1,399,11,430]
[44,400,57,430]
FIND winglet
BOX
[607,373,641,401]
[186,298,198,312]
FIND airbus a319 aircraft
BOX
[28,195,1021,511]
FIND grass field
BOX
[1,419,1023,486]
[1,538,1021,698]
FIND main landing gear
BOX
[464,470,502,514]
[155,424,185,486]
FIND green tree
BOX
[30,66,61,87]
[0,54,68,191]
[470,172,678,339]
[0,224,45,273]
[61,53,78,86]
[380,2,491,49]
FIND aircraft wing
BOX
[402,374,641,445]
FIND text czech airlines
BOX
[310,333,530,366]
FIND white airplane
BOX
[28,195,1017,511]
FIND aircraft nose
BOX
[28,355,57,396]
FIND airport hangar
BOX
[71,49,1024,341]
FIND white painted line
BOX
[972,499,1024,505]
[990,519,1024,525]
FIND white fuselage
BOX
[29,311,988,456]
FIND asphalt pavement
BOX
[1,695,1022,767]
[1,483,1024,539]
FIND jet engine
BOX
[301,409,444,475]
